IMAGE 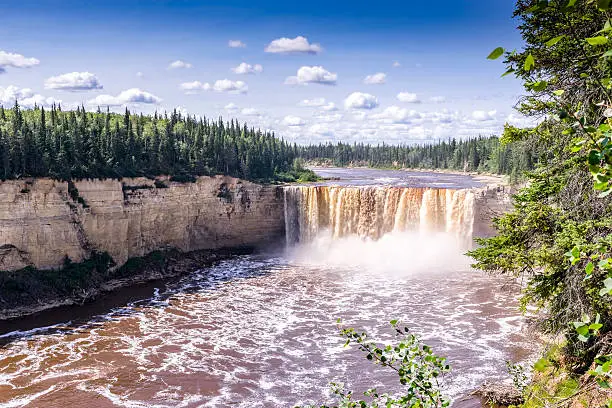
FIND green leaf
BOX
[524,54,535,71]
[487,47,505,60]
[587,36,609,46]
[546,35,565,47]
[390,319,398,326]
[598,0,611,10]
[589,323,603,331]
[553,89,565,96]
[534,358,550,372]
[586,262,595,275]
[575,324,590,336]
[501,68,515,78]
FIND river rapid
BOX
[0,169,529,408]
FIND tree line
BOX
[0,103,301,182]
[296,136,537,180]
[0,101,535,184]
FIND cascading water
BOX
[283,186,476,248]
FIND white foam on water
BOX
[0,256,530,407]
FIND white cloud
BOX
[168,60,193,69]
[407,126,431,139]
[87,88,162,106]
[299,97,326,107]
[344,92,379,110]
[392,61,401,68]
[472,110,497,121]
[285,66,337,85]
[373,106,422,124]
[309,123,334,136]
[265,36,322,54]
[225,103,239,111]
[228,40,246,48]
[430,96,446,103]
[0,51,40,73]
[0,85,60,108]
[180,79,247,94]
[505,112,539,127]
[44,72,103,91]
[136,71,144,78]
[397,92,420,103]
[282,115,306,126]
[322,102,338,111]
[232,62,263,75]
[180,81,208,93]
[363,72,386,85]
[241,107,260,116]
[210,79,248,94]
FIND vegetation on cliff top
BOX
[0,104,309,183]
[296,136,537,180]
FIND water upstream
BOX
[0,169,529,407]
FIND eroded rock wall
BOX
[0,176,285,271]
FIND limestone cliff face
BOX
[0,176,285,271]
[472,184,513,239]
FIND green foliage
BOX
[299,321,450,408]
[297,136,536,179]
[0,105,299,183]
[474,0,612,404]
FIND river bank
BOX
[0,247,257,321]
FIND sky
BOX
[0,0,530,145]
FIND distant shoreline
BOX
[308,165,509,187]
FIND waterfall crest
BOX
[284,186,475,247]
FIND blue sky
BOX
[0,0,529,144]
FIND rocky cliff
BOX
[472,184,513,239]
[0,176,285,271]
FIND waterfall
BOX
[284,186,475,248]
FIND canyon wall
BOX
[0,176,285,271]
[472,184,513,239]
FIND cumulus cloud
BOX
[265,36,322,54]
[506,112,539,127]
[472,110,497,121]
[322,102,338,111]
[363,72,386,85]
[44,72,103,91]
[309,123,334,136]
[228,40,246,48]
[232,62,263,75]
[299,97,326,107]
[136,71,144,78]
[225,102,239,111]
[180,79,248,94]
[397,92,420,103]
[241,108,260,116]
[344,92,379,110]
[373,106,422,124]
[285,66,337,85]
[87,88,162,106]
[430,96,446,103]
[210,79,248,94]
[282,115,306,126]
[392,61,401,68]
[0,51,40,73]
[168,60,193,69]
[180,81,208,93]
[0,85,60,108]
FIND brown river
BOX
[0,169,530,407]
